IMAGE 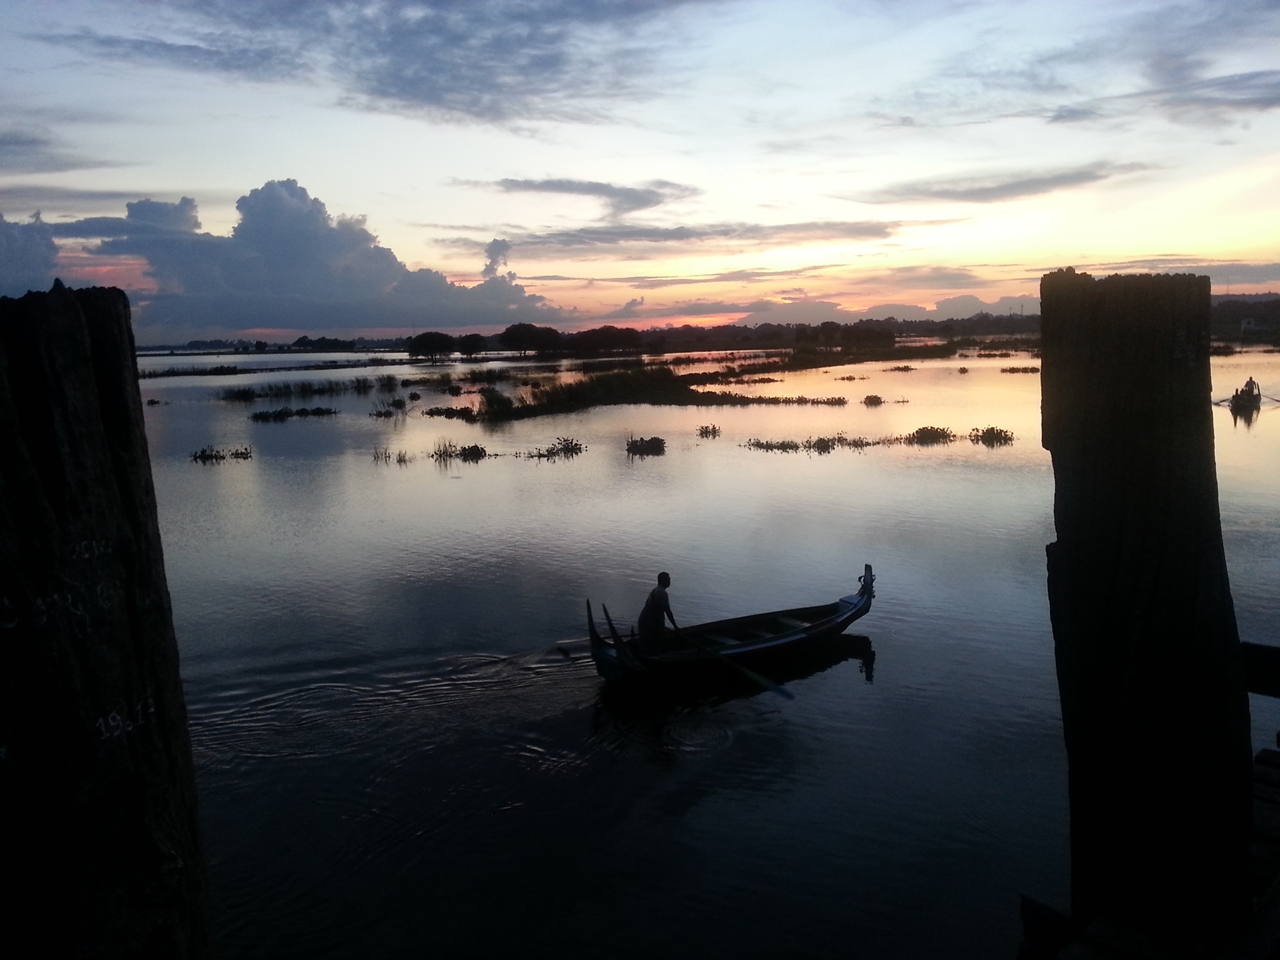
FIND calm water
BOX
[140,350,1280,959]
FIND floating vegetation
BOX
[746,434,871,454]
[1000,366,1040,374]
[249,406,338,422]
[626,435,666,457]
[893,397,910,404]
[862,395,884,406]
[520,437,585,460]
[220,379,350,401]
[958,367,969,374]
[144,398,168,406]
[369,398,406,418]
[969,426,1015,447]
[978,351,1014,358]
[746,438,800,452]
[190,445,252,463]
[372,447,391,463]
[447,384,464,396]
[408,392,421,401]
[885,365,915,372]
[890,426,956,446]
[724,376,781,384]
[422,405,479,423]
[835,374,869,381]
[696,424,721,439]
[396,450,416,465]
[432,439,488,464]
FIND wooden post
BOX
[0,282,210,957]
[1041,268,1252,950]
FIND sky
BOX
[1,0,1278,341]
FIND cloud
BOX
[481,238,511,278]
[0,184,159,213]
[488,178,699,218]
[35,1,713,123]
[34,28,306,82]
[441,220,900,259]
[0,215,57,297]
[862,162,1148,204]
[53,180,557,332]
[0,126,114,174]
[599,296,645,320]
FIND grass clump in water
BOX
[191,445,252,463]
[521,437,585,460]
[746,434,871,454]
[862,395,884,406]
[885,365,915,373]
[697,424,721,438]
[432,439,488,464]
[1000,366,1040,374]
[897,426,955,446]
[626,435,666,457]
[835,374,869,381]
[249,406,338,422]
[969,426,1015,447]
[958,367,969,374]
[422,406,479,423]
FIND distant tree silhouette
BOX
[499,322,562,355]
[408,331,456,361]
[457,333,488,358]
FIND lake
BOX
[138,348,1280,959]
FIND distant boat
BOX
[587,564,875,689]
[1229,379,1262,414]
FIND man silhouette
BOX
[637,571,679,656]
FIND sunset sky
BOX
[2,0,1278,340]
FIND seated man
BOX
[636,571,679,656]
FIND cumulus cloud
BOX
[52,180,557,332]
[599,296,645,320]
[0,214,57,298]
[35,1,712,122]
[482,238,511,279]
[862,162,1149,204]
[489,179,699,218]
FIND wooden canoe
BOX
[588,564,875,686]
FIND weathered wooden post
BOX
[1041,268,1252,951]
[0,282,210,957]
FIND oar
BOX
[674,628,794,700]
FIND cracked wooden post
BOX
[0,281,210,957]
[1041,268,1252,951]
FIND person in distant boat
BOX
[1245,376,1259,395]
[637,571,679,656]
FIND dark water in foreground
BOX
[140,352,1280,958]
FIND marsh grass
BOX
[376,374,400,392]
[958,367,969,374]
[248,406,338,422]
[862,395,884,406]
[353,376,374,395]
[422,406,479,423]
[969,426,1015,447]
[395,450,416,465]
[626,435,666,457]
[432,439,489,464]
[372,447,391,463]
[191,445,252,463]
[369,398,406,418]
[745,434,871,454]
[520,437,585,460]
[696,425,721,438]
[884,426,956,446]
[885,365,915,373]
[1000,366,1040,374]
[220,379,349,402]
[835,375,869,381]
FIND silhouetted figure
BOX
[637,571,679,655]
